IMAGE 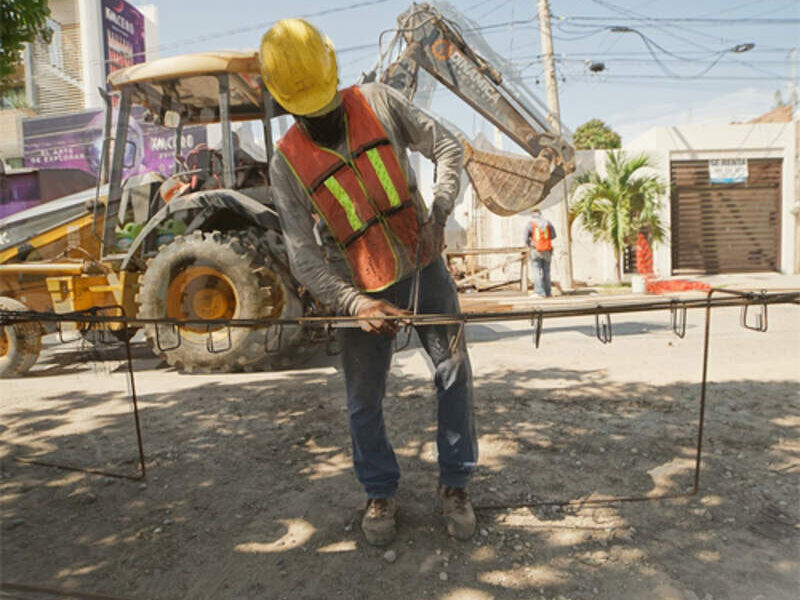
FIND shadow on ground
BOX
[1,361,798,600]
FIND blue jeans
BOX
[338,258,478,498]
[531,254,552,297]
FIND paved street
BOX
[2,290,798,599]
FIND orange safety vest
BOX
[531,221,552,252]
[277,86,421,292]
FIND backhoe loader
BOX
[0,3,574,377]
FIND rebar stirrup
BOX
[206,323,233,354]
[530,311,543,348]
[670,301,687,339]
[595,310,613,344]
[448,321,465,354]
[740,292,768,332]
[325,323,341,356]
[155,322,182,352]
[264,323,284,355]
[56,320,84,344]
[395,322,414,352]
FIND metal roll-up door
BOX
[671,159,781,274]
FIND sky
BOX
[136,0,799,148]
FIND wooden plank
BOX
[447,247,529,256]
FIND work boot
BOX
[440,485,476,540]
[361,497,397,546]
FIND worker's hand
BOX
[356,299,410,335]
[421,218,445,259]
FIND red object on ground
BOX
[635,233,710,294]
[645,278,710,293]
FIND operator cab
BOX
[101,52,287,260]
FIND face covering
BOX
[296,103,345,148]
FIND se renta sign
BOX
[709,158,748,184]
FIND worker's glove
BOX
[420,217,445,259]
[430,200,449,228]
[356,299,410,336]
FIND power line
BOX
[554,22,749,79]
[502,49,795,62]
[582,0,794,57]
[540,73,788,81]
[463,17,538,34]
[697,0,765,17]
[552,57,792,66]
[341,2,795,86]
[560,16,799,25]
[464,0,494,12]
[758,0,800,18]
[151,0,395,57]
[552,24,611,42]
[567,1,788,79]
[474,0,515,22]
[562,48,794,57]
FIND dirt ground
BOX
[1,300,798,600]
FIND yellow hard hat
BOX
[259,19,338,116]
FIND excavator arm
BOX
[375,3,575,215]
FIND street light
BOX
[607,26,756,77]
[732,43,755,53]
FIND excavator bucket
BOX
[379,3,576,216]
[462,140,554,216]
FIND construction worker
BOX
[524,209,556,297]
[259,19,478,546]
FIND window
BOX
[47,18,63,70]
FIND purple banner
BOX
[23,107,207,180]
[12,109,208,219]
[102,0,146,81]
[0,171,40,219]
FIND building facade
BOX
[448,118,799,285]
[627,120,798,276]
[0,0,158,165]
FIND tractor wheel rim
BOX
[0,328,9,357]
[166,265,237,332]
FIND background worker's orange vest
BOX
[531,221,553,252]
[277,86,420,292]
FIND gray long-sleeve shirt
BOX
[269,82,463,316]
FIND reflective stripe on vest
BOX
[532,222,552,252]
[323,176,363,231]
[277,86,420,292]
[366,148,401,208]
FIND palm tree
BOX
[570,150,667,282]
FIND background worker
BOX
[259,19,478,546]
[524,209,557,297]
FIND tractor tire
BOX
[0,297,43,378]
[137,230,302,373]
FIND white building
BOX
[451,114,799,285]
[0,0,158,165]
[626,116,797,277]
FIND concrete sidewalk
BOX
[459,271,800,312]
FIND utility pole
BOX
[538,0,561,135]
[537,0,574,289]
[792,47,799,273]
[791,47,798,118]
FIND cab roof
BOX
[106,51,285,125]
[107,51,260,88]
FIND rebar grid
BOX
[1,289,798,499]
